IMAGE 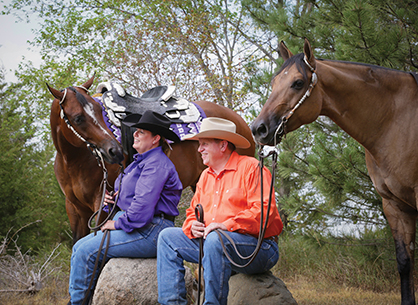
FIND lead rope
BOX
[214,146,277,268]
[194,204,205,305]
[81,165,125,305]
[194,147,277,305]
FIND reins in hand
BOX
[194,204,204,305]
[215,146,277,268]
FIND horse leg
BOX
[66,199,91,244]
[383,198,417,305]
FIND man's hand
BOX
[191,220,205,238]
[203,222,227,239]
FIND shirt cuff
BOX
[223,219,238,232]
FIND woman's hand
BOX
[101,220,116,231]
[104,190,118,206]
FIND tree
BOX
[3,0,418,240]
[242,0,418,236]
[4,0,274,111]
[0,65,69,251]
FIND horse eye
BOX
[72,115,84,125]
[291,79,304,90]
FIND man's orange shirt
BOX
[182,151,283,239]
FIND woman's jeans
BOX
[157,227,279,305]
[69,211,174,305]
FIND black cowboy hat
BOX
[122,110,180,143]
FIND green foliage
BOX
[2,0,418,251]
[275,119,383,234]
[0,67,71,251]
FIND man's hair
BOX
[213,138,236,152]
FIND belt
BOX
[265,235,278,243]
[155,213,175,222]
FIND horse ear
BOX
[80,73,96,91]
[303,38,316,70]
[279,41,293,61]
[46,83,64,100]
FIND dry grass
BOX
[283,275,401,305]
[0,272,404,305]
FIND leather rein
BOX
[59,86,124,305]
[193,56,317,304]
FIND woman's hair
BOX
[151,131,171,156]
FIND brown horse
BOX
[251,38,418,305]
[49,75,255,244]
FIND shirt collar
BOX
[133,146,162,162]
[208,151,239,175]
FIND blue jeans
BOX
[157,227,279,305]
[68,211,174,305]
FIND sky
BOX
[0,9,42,83]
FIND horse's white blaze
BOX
[84,103,114,138]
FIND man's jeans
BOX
[69,211,174,305]
[157,227,279,305]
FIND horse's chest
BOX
[365,151,417,207]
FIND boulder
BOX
[92,258,297,305]
[92,258,195,305]
[227,272,298,305]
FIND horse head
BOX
[48,75,124,164]
[252,38,322,146]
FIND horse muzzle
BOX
[99,140,124,164]
[251,117,286,147]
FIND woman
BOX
[68,110,183,305]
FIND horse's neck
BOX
[317,60,416,150]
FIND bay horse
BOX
[251,38,418,305]
[48,75,255,244]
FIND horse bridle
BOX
[58,86,118,231]
[59,87,106,167]
[273,55,318,146]
[59,86,124,305]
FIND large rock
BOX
[92,258,297,305]
[227,272,298,305]
[92,258,195,305]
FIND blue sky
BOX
[0,10,42,83]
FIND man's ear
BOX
[220,140,228,152]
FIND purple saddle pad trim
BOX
[94,96,206,143]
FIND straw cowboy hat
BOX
[183,117,250,149]
[122,110,180,143]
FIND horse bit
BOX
[273,55,318,146]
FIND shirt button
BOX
[212,218,215,221]
[214,205,217,207]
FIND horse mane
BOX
[273,53,412,85]
[317,58,409,73]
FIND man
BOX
[157,117,283,305]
